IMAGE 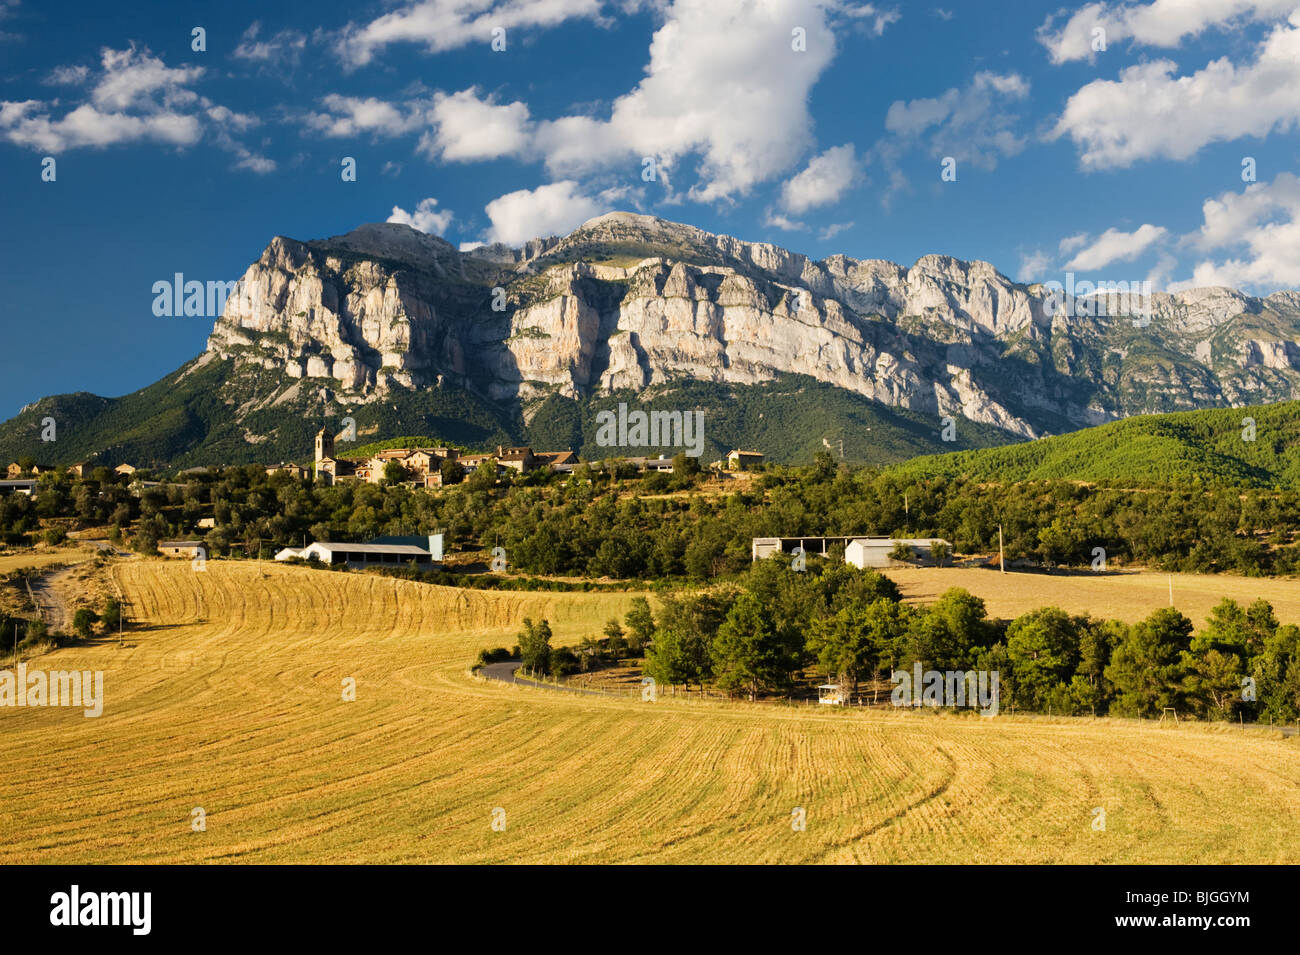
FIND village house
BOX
[157,540,205,559]
[457,452,498,473]
[313,427,579,487]
[114,463,138,476]
[495,447,535,473]
[7,462,54,478]
[67,461,94,478]
[534,450,578,471]
[265,462,310,480]
[727,449,765,471]
[623,455,675,473]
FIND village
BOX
[2,434,954,577]
[1,430,774,568]
[3,428,768,494]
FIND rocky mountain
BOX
[4,212,1300,468]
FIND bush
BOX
[43,526,68,546]
[101,598,123,632]
[889,541,915,563]
[474,646,513,668]
[72,607,99,639]
[24,618,48,645]
[549,646,580,677]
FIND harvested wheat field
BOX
[887,566,1300,630]
[2,560,1298,864]
[0,545,93,575]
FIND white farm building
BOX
[751,535,950,568]
[276,534,444,568]
[845,537,949,569]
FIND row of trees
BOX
[494,599,660,678]
[626,559,1300,720]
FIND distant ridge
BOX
[889,400,1300,488]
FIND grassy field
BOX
[0,545,94,575]
[2,560,1298,864]
[887,566,1300,629]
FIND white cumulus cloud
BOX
[1038,0,1296,64]
[1173,173,1300,291]
[1052,13,1300,168]
[421,87,533,161]
[882,71,1029,170]
[483,180,609,244]
[0,45,269,172]
[1063,224,1168,271]
[530,0,859,202]
[304,94,428,138]
[780,143,860,214]
[335,0,605,68]
[233,21,307,66]
[388,197,455,234]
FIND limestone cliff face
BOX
[205,212,1300,439]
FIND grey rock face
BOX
[205,214,1300,438]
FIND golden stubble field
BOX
[2,560,1298,864]
[887,566,1300,629]
[0,545,95,575]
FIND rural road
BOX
[28,565,78,632]
[478,661,607,696]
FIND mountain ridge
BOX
[4,212,1300,469]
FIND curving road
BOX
[478,661,608,696]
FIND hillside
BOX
[0,366,1012,470]
[890,399,1300,487]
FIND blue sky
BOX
[2,0,1299,417]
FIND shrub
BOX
[72,608,99,639]
[101,598,123,632]
[24,618,48,645]
[473,646,513,668]
[889,541,915,563]
[549,646,580,677]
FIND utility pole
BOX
[998,524,1005,574]
[1168,574,1173,606]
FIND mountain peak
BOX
[575,210,665,232]
[308,222,458,269]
